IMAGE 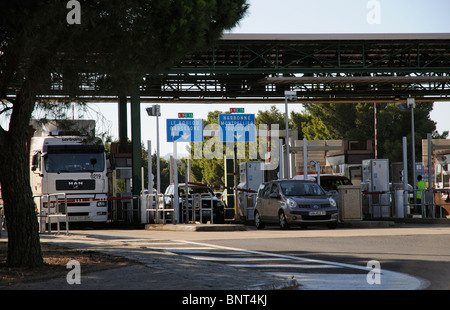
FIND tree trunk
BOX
[1,140,43,267]
[0,55,48,267]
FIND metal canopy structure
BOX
[10,33,449,103]
[142,33,450,103]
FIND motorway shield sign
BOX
[219,114,256,142]
[166,119,203,142]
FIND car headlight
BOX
[286,198,297,209]
[328,198,337,208]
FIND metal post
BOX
[374,102,378,159]
[148,141,153,192]
[279,138,284,179]
[156,111,161,194]
[403,137,409,218]
[427,133,434,218]
[303,138,308,177]
[410,100,416,204]
[173,140,179,224]
[184,163,189,223]
[284,95,290,179]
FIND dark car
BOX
[294,174,352,207]
[254,180,338,230]
[164,183,225,224]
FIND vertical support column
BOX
[374,102,378,159]
[118,95,128,146]
[131,84,142,198]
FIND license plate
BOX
[69,216,89,221]
[308,211,326,216]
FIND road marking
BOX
[183,256,289,262]
[229,264,342,269]
[172,239,429,290]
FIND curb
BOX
[145,224,247,231]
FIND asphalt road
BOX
[206,228,450,290]
[64,224,450,290]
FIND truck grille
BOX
[55,179,95,191]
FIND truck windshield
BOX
[44,152,105,173]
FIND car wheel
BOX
[279,211,290,230]
[254,211,265,229]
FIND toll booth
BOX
[361,159,390,218]
[238,161,264,221]
[109,142,134,222]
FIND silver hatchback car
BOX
[254,180,338,230]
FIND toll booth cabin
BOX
[109,142,135,222]
[422,139,450,218]
[294,139,373,186]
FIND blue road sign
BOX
[166,119,203,142]
[219,114,256,142]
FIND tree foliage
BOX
[302,102,438,162]
[0,0,248,267]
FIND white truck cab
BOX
[29,134,108,223]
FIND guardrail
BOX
[412,188,450,219]
[362,188,450,219]
[140,193,175,224]
[433,189,450,218]
[34,193,69,234]
[140,192,224,224]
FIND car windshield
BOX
[320,178,352,190]
[280,182,326,197]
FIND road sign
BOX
[219,113,256,142]
[230,108,244,113]
[178,112,193,118]
[166,119,203,142]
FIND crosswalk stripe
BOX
[183,255,289,262]
[229,264,342,269]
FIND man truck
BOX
[29,120,108,225]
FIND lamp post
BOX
[284,91,297,179]
[408,98,416,201]
[399,98,416,202]
[146,104,161,194]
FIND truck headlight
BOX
[97,201,107,207]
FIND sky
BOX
[36,0,450,156]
